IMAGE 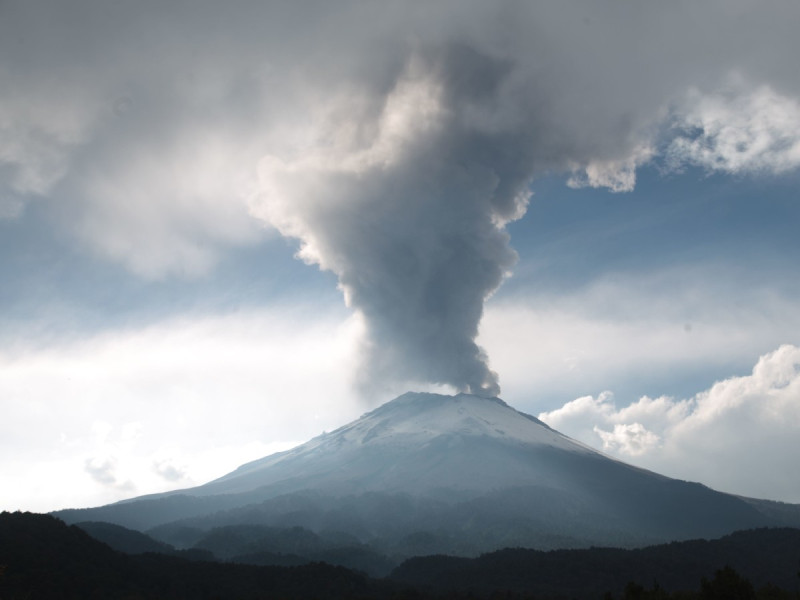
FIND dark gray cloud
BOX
[84,457,134,491]
[153,459,188,483]
[84,458,117,486]
[2,0,800,396]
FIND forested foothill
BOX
[1,512,799,599]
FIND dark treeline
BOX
[2,512,799,599]
[0,512,394,599]
[390,527,800,598]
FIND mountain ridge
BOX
[54,391,800,555]
[185,391,621,498]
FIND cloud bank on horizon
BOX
[540,344,800,502]
[3,0,800,396]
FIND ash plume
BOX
[252,45,537,396]
[246,2,800,396]
[3,0,800,396]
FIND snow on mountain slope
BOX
[55,391,794,545]
[190,392,615,497]
[314,392,594,451]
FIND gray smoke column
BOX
[252,46,536,396]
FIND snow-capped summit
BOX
[314,391,592,450]
[198,391,601,497]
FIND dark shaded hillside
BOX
[741,497,800,527]
[0,512,395,599]
[3,512,800,599]
[74,520,215,562]
[390,527,800,599]
[55,479,790,559]
[0,511,133,598]
[55,493,232,531]
[133,481,787,558]
[142,488,617,556]
[73,518,396,576]
[74,521,177,555]
[189,523,397,576]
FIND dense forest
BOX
[1,512,799,599]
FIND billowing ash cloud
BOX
[3,1,800,396]
[250,46,536,395]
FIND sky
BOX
[1,0,799,512]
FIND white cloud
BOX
[0,307,368,512]
[565,76,800,190]
[74,130,267,278]
[538,345,800,502]
[481,267,800,411]
[667,80,800,175]
[593,423,660,456]
[567,145,655,193]
[539,393,689,456]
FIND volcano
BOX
[55,392,800,557]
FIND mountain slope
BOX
[54,392,800,554]
[196,392,602,497]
